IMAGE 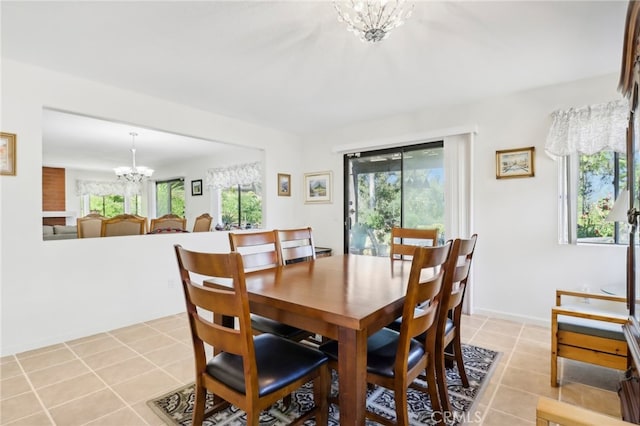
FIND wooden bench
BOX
[551,289,628,387]
[537,397,631,426]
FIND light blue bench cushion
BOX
[558,315,625,341]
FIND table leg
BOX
[338,326,367,425]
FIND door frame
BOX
[342,141,444,254]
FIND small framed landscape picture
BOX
[496,146,535,179]
[278,173,291,196]
[191,179,203,196]
[1,132,16,176]
[304,171,332,204]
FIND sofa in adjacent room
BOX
[43,225,78,241]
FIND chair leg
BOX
[435,347,452,415]
[192,380,207,426]
[452,333,469,387]
[394,382,410,426]
[246,410,259,426]
[282,394,292,411]
[425,360,444,425]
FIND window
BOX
[89,194,124,217]
[87,194,142,217]
[156,178,185,216]
[221,183,262,229]
[576,151,627,244]
[546,99,629,245]
[78,180,145,217]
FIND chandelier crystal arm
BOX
[333,0,414,43]
[114,131,154,183]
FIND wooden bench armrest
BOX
[536,397,631,426]
[556,289,627,304]
[551,307,628,324]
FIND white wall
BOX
[299,73,627,324]
[0,57,629,355]
[0,60,306,355]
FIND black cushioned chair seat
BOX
[319,328,425,378]
[207,334,328,397]
[250,314,311,341]
[558,315,625,341]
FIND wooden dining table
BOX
[205,254,413,425]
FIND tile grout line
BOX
[11,354,57,426]
[477,318,526,424]
[62,340,150,426]
[6,318,189,426]
[105,323,191,384]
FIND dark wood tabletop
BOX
[206,254,413,425]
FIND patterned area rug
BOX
[148,344,499,426]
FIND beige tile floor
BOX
[0,313,623,425]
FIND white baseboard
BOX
[472,308,550,328]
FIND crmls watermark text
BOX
[429,410,483,424]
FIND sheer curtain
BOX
[545,99,627,158]
[76,180,142,197]
[545,99,628,244]
[205,161,261,189]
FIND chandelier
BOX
[114,132,154,183]
[333,0,414,43]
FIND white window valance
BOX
[76,180,141,196]
[205,161,262,189]
[545,99,628,157]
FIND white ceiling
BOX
[1,1,629,169]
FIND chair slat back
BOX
[229,230,282,272]
[100,214,146,237]
[192,213,213,232]
[150,214,187,231]
[276,227,316,264]
[174,245,255,364]
[396,243,452,360]
[443,235,477,311]
[390,227,439,262]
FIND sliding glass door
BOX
[343,142,444,255]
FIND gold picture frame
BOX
[304,171,332,204]
[496,146,535,179]
[1,132,16,176]
[277,173,291,196]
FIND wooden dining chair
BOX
[174,245,330,426]
[433,234,478,414]
[192,213,213,232]
[228,231,313,341]
[149,213,187,232]
[384,235,478,415]
[77,213,104,238]
[275,226,316,264]
[100,214,146,237]
[320,243,452,425]
[390,226,439,264]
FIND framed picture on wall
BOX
[304,171,332,203]
[191,179,203,196]
[278,173,291,196]
[1,132,16,176]
[496,146,535,179]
